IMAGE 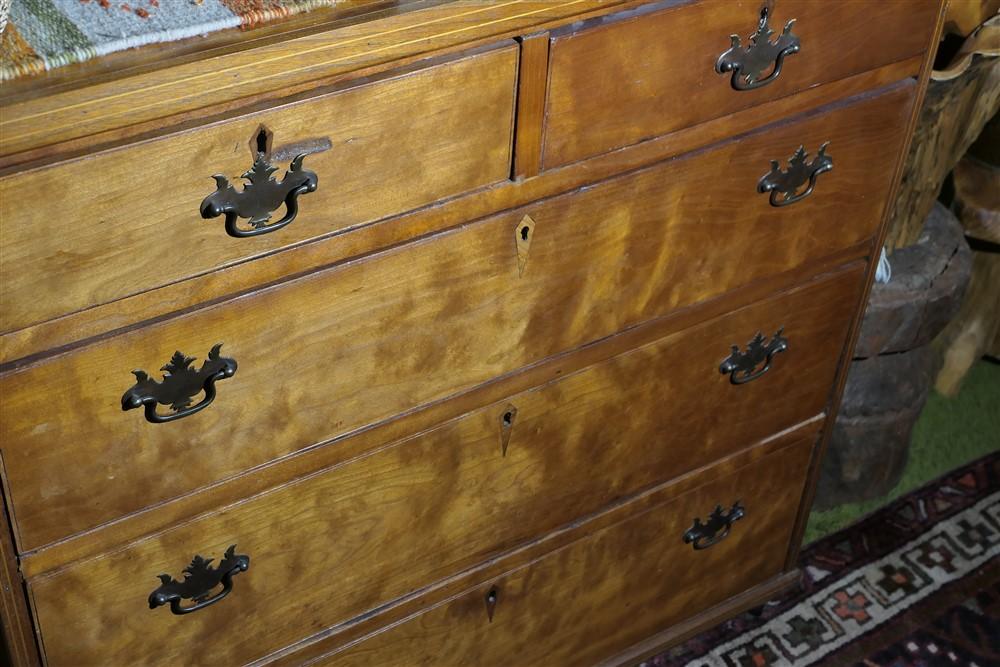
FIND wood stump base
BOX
[814,204,972,511]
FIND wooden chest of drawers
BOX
[0,1,945,664]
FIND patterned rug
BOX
[1,0,346,81]
[644,452,1000,667]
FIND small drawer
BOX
[27,266,854,666]
[2,81,909,551]
[542,0,939,168]
[0,43,517,334]
[311,432,816,665]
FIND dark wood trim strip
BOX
[512,31,551,179]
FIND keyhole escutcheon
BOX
[485,586,499,622]
[515,215,536,277]
[499,404,518,457]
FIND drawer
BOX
[543,0,939,168]
[26,263,858,664]
[1,82,909,551]
[312,431,815,665]
[0,43,517,334]
[27,399,818,667]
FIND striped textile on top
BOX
[1,0,343,81]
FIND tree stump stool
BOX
[814,203,972,510]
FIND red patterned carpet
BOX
[643,452,1000,667]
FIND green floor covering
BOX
[803,359,1000,544]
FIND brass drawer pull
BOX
[122,343,237,424]
[148,545,250,615]
[683,502,745,550]
[758,143,833,207]
[716,6,800,91]
[200,127,318,238]
[719,328,788,385]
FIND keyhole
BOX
[499,404,517,457]
[520,226,530,241]
[485,586,499,622]
[251,125,272,159]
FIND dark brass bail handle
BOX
[200,132,319,238]
[715,6,801,91]
[683,502,745,550]
[122,343,237,424]
[758,143,833,207]
[719,328,788,385]
[148,545,250,615]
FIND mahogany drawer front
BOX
[24,265,860,666]
[315,433,816,666]
[1,82,909,551]
[0,43,517,335]
[543,0,939,169]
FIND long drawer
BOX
[310,431,816,665]
[543,0,939,168]
[0,43,517,334]
[26,265,858,666]
[2,82,909,551]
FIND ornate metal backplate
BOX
[200,130,318,238]
[683,502,745,550]
[148,545,250,615]
[758,143,833,207]
[715,7,800,91]
[122,343,237,423]
[719,328,788,385]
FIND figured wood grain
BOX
[543,0,940,168]
[0,83,913,552]
[258,418,822,666]
[602,571,801,666]
[0,44,517,336]
[0,58,920,367]
[0,1,641,162]
[17,260,864,581]
[24,267,860,666]
[308,435,815,666]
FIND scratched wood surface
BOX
[1,83,911,552]
[0,44,517,336]
[310,435,815,666]
[1,83,911,553]
[29,417,815,666]
[542,0,940,169]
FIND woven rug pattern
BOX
[644,452,1000,667]
[1,0,343,81]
